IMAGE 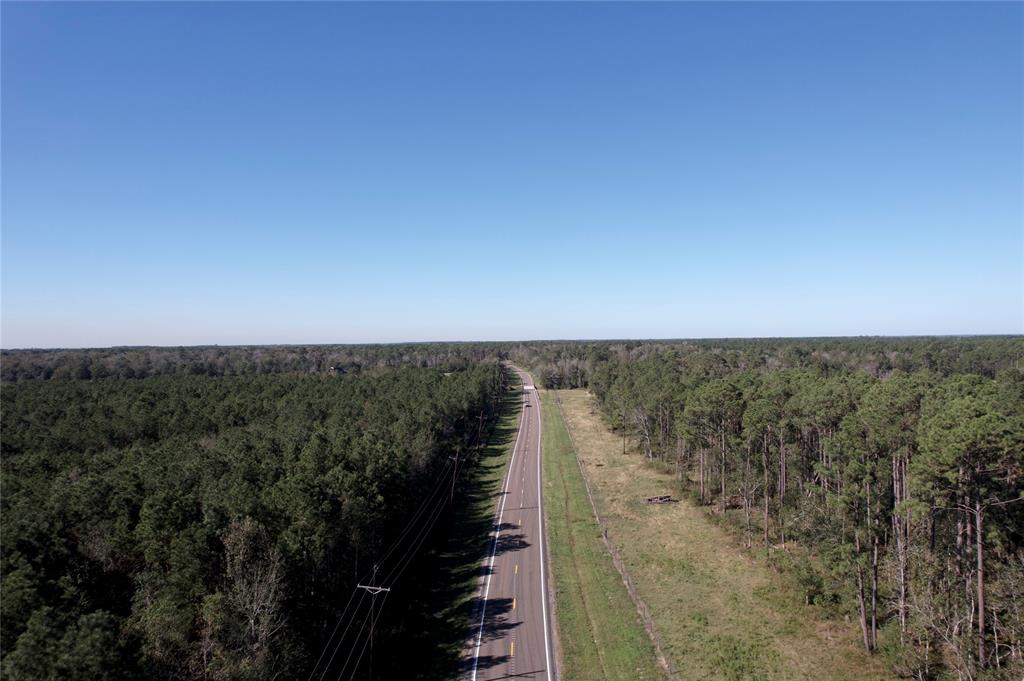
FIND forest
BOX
[2,337,1021,680]
[517,336,1024,681]
[0,343,507,383]
[1,359,506,680]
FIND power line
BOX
[354,565,391,680]
[375,457,455,570]
[308,389,501,679]
[330,454,459,678]
[380,462,459,585]
[333,602,374,681]
[305,456,456,679]
[305,586,362,681]
[329,449,463,679]
[315,590,368,681]
[378,458,463,585]
[343,590,391,681]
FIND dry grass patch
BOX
[557,389,894,681]
[539,390,667,681]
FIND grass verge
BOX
[539,388,668,681]
[556,389,895,681]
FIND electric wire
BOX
[374,457,455,569]
[379,460,460,585]
[306,389,499,679]
[342,590,391,681]
[315,590,368,681]
[304,456,454,678]
[305,586,361,681]
[380,474,453,586]
[333,598,376,681]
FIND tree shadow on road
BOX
[493,532,530,556]
[372,368,525,680]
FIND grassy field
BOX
[539,388,668,681]
[555,389,895,681]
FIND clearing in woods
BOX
[555,388,895,681]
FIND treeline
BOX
[10,337,1017,386]
[572,342,1023,680]
[1,364,506,680]
[509,336,1023,390]
[0,342,509,382]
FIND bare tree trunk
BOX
[622,407,626,455]
[676,435,683,482]
[866,474,877,649]
[871,532,879,650]
[762,435,769,549]
[992,606,999,670]
[965,498,974,606]
[976,496,986,667]
[855,532,872,652]
[699,446,705,504]
[634,410,654,460]
[744,444,752,548]
[894,453,908,643]
[778,434,786,547]
[720,428,726,512]
[819,428,828,500]
[956,466,966,588]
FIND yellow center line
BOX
[510,640,515,657]
[514,564,518,574]
[512,597,516,610]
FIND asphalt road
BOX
[468,367,556,681]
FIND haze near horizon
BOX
[2,2,1022,348]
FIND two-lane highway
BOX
[468,367,556,680]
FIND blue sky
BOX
[2,2,1021,348]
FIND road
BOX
[468,366,556,681]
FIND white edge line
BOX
[536,383,554,681]
[470,376,525,681]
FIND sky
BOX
[2,2,1022,348]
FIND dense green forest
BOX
[518,337,1024,680]
[1,362,506,679]
[510,336,1023,389]
[3,337,1021,680]
[0,343,508,382]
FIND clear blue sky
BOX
[2,2,1021,348]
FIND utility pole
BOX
[449,451,460,502]
[356,565,391,680]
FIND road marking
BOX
[510,641,515,657]
[514,564,518,575]
[469,381,526,681]
[536,390,554,681]
[513,597,516,610]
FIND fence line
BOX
[553,393,680,681]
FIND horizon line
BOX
[3,332,1022,352]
